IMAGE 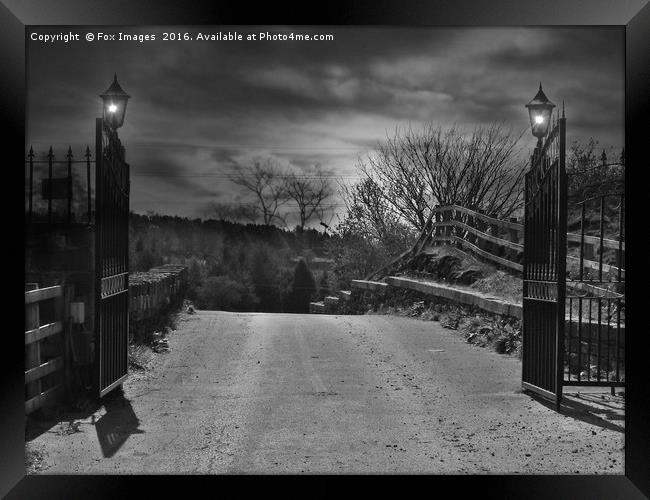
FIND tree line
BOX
[129,212,331,313]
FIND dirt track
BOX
[27,310,624,474]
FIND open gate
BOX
[522,111,567,410]
[522,103,626,410]
[94,118,130,397]
[563,192,625,393]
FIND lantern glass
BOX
[100,74,130,130]
[103,99,128,129]
[525,83,555,139]
[527,105,553,138]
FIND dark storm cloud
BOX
[486,28,623,71]
[128,150,215,195]
[27,26,623,219]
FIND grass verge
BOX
[370,289,522,357]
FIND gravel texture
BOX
[27,311,624,474]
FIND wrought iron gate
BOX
[94,118,130,397]
[522,106,626,410]
[564,191,625,392]
[522,112,567,410]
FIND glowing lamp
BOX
[100,73,130,130]
[525,83,555,139]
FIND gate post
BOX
[94,113,131,398]
[93,117,102,398]
[555,110,567,411]
[522,85,568,410]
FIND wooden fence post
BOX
[432,208,439,246]
[508,217,520,262]
[453,207,462,250]
[25,283,41,402]
[62,284,74,397]
[490,220,500,257]
[444,208,451,244]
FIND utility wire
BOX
[131,173,361,179]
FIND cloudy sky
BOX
[26,26,624,223]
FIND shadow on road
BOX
[94,390,144,457]
[25,397,104,442]
[25,387,145,459]
[530,392,625,433]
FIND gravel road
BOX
[27,311,624,474]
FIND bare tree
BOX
[357,127,432,231]
[339,177,416,252]
[229,160,290,226]
[330,177,417,285]
[566,139,624,200]
[285,167,334,231]
[354,122,527,230]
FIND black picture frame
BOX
[3,1,648,498]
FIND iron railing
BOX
[25,146,95,226]
[564,192,625,389]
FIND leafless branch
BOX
[229,160,290,226]
[285,167,334,231]
[351,122,527,231]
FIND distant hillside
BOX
[129,212,331,269]
[128,212,335,313]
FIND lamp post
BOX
[94,74,131,399]
[525,83,555,150]
[100,73,130,130]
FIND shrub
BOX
[195,275,259,311]
[249,244,282,312]
[186,257,209,301]
[286,259,316,313]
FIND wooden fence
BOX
[25,283,70,414]
[24,265,187,414]
[129,264,188,339]
[366,204,625,283]
[430,205,524,272]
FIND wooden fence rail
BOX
[430,205,525,273]
[24,265,187,414]
[366,204,625,282]
[129,264,188,339]
[25,283,70,414]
